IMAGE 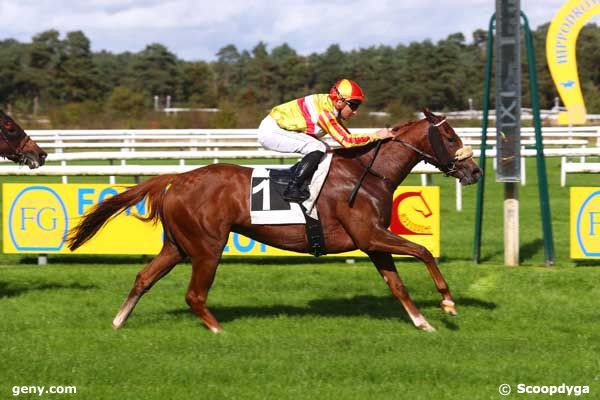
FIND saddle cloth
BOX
[250,153,333,224]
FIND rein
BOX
[348,140,384,207]
[346,119,464,207]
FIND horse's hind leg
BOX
[368,252,435,332]
[185,251,224,333]
[113,241,182,329]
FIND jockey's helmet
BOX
[329,79,366,103]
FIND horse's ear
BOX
[421,107,437,123]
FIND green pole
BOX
[473,14,495,263]
[521,12,555,265]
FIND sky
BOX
[0,0,591,61]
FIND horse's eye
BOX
[3,121,16,133]
[447,136,456,143]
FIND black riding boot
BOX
[283,150,325,202]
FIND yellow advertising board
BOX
[570,187,600,258]
[546,0,600,125]
[2,184,439,257]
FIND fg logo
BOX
[575,190,600,257]
[8,186,68,251]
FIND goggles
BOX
[334,85,362,111]
[344,99,362,111]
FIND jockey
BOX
[258,79,392,202]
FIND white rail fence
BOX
[1,127,599,210]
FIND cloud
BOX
[0,0,582,61]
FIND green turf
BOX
[0,157,599,399]
[1,262,598,399]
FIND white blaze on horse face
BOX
[455,146,473,161]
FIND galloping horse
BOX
[0,111,47,168]
[67,109,481,332]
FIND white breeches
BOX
[258,115,327,155]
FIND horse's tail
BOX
[67,174,177,251]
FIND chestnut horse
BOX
[67,109,481,332]
[0,111,47,168]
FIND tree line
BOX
[1,23,599,128]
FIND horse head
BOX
[0,111,47,169]
[391,108,481,185]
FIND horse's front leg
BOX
[369,229,456,315]
[367,251,435,332]
[359,226,457,316]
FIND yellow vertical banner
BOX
[570,187,600,258]
[3,184,439,257]
[546,0,600,125]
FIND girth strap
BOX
[300,205,327,257]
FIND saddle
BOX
[249,155,333,257]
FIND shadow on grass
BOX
[478,249,503,263]
[219,256,358,266]
[165,295,496,327]
[574,260,600,267]
[0,281,98,298]
[520,239,544,262]
[18,255,151,265]
[13,255,431,267]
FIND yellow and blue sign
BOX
[570,187,600,258]
[3,184,162,254]
[3,184,439,257]
[546,0,600,125]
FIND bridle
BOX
[394,118,459,176]
[0,127,32,164]
[348,118,471,206]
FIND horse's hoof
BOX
[441,300,457,316]
[412,315,435,332]
[209,326,223,334]
[112,316,126,330]
[418,322,436,332]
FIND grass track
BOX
[1,157,599,399]
[1,262,599,399]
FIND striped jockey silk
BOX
[269,94,377,148]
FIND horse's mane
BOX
[391,118,423,135]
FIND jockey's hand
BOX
[375,127,393,139]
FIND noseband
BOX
[0,129,31,164]
[394,119,459,176]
